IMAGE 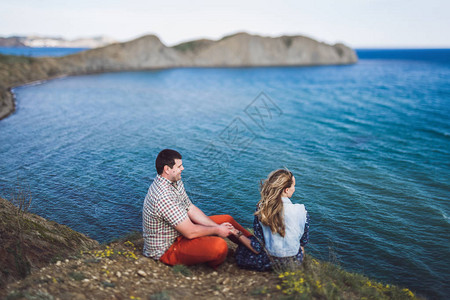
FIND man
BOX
[142,149,251,268]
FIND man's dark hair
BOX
[155,149,182,175]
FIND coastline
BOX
[0,89,14,120]
[0,33,357,121]
[0,75,70,120]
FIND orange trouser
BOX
[159,214,252,268]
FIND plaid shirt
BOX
[142,174,192,259]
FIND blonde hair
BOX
[255,169,294,237]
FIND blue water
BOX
[0,47,88,57]
[0,49,449,299]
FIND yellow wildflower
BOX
[316,280,322,288]
[402,288,414,298]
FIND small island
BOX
[0,32,357,120]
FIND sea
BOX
[0,47,449,299]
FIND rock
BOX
[137,257,147,264]
[56,261,62,266]
[137,270,147,277]
[116,271,122,278]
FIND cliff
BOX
[0,197,98,289]
[0,32,357,120]
[0,195,420,299]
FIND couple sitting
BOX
[142,149,310,271]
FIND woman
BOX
[231,169,310,271]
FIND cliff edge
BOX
[0,195,420,299]
[0,197,98,289]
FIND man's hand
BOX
[216,223,232,238]
[221,222,234,229]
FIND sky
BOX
[1,0,449,48]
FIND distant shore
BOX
[0,32,357,121]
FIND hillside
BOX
[0,197,98,289]
[0,32,357,120]
[0,197,421,299]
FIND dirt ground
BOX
[2,238,282,300]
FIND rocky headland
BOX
[0,32,357,120]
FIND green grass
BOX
[172,40,207,53]
[171,264,192,277]
[0,54,36,65]
[149,290,171,300]
[6,290,54,300]
[274,255,420,299]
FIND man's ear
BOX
[163,165,170,174]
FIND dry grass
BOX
[274,255,421,299]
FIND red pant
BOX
[159,214,251,268]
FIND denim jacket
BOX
[260,197,307,257]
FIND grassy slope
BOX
[0,197,98,290]
[1,199,422,299]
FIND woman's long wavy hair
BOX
[255,169,294,237]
